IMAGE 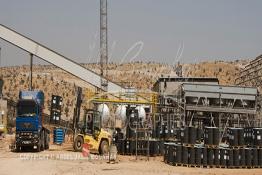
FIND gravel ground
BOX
[1,136,262,175]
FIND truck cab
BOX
[73,109,111,154]
[15,90,49,152]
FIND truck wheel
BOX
[16,145,21,152]
[74,136,83,152]
[45,139,49,150]
[44,131,49,150]
[37,144,41,152]
[99,140,109,155]
[41,132,44,151]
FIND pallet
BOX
[216,165,227,168]
[182,164,189,167]
[188,164,201,168]
[229,146,247,149]
[204,144,219,148]
[228,166,253,169]
[252,166,261,169]
[202,165,216,168]
[173,163,183,167]
[166,139,179,142]
[182,143,195,148]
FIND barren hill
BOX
[0,59,248,120]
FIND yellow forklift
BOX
[73,109,112,154]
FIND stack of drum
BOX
[244,127,254,146]
[228,128,245,147]
[204,127,220,146]
[253,128,262,146]
[181,127,202,145]
[164,143,262,168]
[163,127,262,168]
[117,139,164,156]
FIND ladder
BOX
[135,127,150,161]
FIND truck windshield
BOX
[17,100,38,117]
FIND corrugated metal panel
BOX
[183,83,257,95]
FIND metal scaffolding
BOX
[235,54,262,89]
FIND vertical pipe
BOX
[30,53,33,90]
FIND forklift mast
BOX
[73,87,82,134]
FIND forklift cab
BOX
[81,110,102,139]
[74,109,111,154]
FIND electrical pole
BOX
[29,53,33,90]
[100,0,108,92]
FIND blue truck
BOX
[15,90,50,152]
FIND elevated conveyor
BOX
[0,24,124,93]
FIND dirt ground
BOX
[1,136,262,175]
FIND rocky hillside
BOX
[0,59,248,120]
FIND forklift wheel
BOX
[74,136,84,152]
[99,140,109,155]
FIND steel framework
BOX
[100,0,108,91]
[235,54,262,89]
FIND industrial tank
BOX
[135,106,146,120]
[98,104,110,123]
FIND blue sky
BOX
[0,0,262,66]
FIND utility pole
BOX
[100,0,108,92]
[29,53,33,90]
